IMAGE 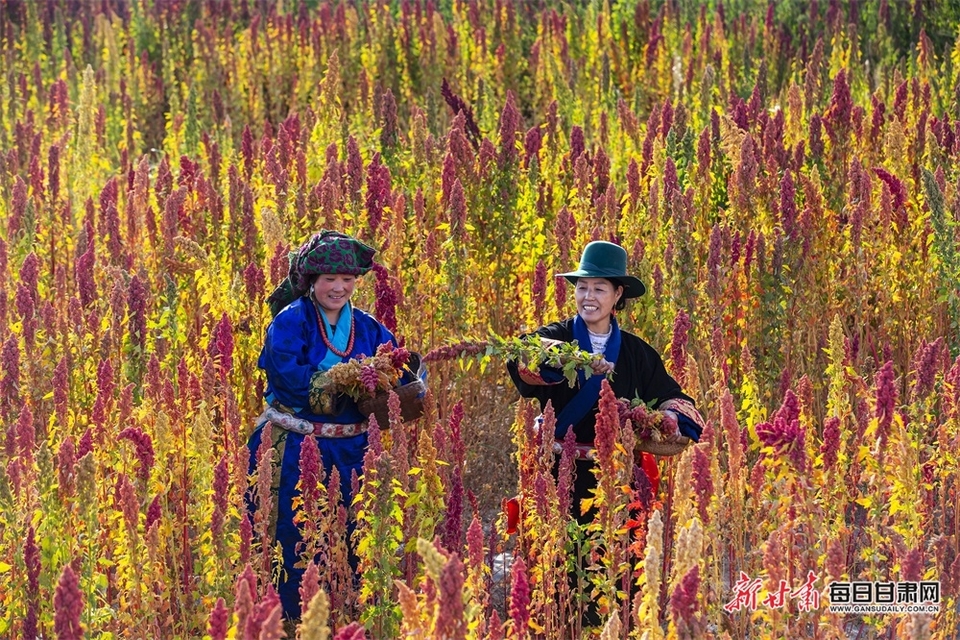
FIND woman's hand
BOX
[659,409,686,443]
[539,337,565,350]
[590,358,615,375]
[518,337,564,369]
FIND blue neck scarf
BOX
[317,302,353,372]
[554,314,622,440]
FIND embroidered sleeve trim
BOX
[517,366,563,386]
[660,398,707,433]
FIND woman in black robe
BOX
[508,240,705,518]
[506,241,706,627]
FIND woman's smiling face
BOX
[575,277,623,330]
[312,273,356,320]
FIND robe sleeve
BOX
[660,397,706,441]
[506,322,569,398]
[258,305,316,410]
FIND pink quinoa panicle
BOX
[333,621,368,640]
[671,310,692,385]
[670,564,701,635]
[54,563,84,640]
[874,360,897,451]
[509,556,531,638]
[821,416,841,469]
[118,426,155,483]
[207,597,229,640]
[436,554,467,640]
[299,561,321,618]
[691,446,713,523]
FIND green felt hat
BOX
[558,241,646,298]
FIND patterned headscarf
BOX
[266,231,376,316]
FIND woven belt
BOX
[260,406,368,439]
[556,441,596,460]
[263,420,368,438]
[310,421,368,438]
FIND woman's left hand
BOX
[590,358,615,375]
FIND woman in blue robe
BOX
[246,230,397,620]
